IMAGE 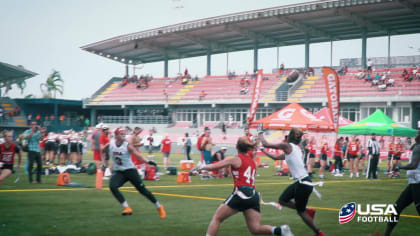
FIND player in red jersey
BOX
[345,136,360,178]
[0,131,22,188]
[319,136,329,179]
[199,137,293,236]
[392,138,405,178]
[306,136,316,178]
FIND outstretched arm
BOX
[200,156,240,171]
[261,148,285,160]
[128,144,155,165]
[258,132,291,154]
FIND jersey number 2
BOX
[244,166,255,185]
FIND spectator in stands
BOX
[245,77,251,87]
[380,73,386,84]
[0,107,3,122]
[413,67,419,80]
[386,78,395,87]
[130,75,137,83]
[356,71,365,80]
[415,66,420,79]
[378,84,387,91]
[279,62,285,74]
[199,90,207,101]
[192,75,199,81]
[184,68,188,77]
[344,66,348,75]
[240,78,245,87]
[13,106,20,116]
[163,89,168,101]
[182,76,189,85]
[228,71,236,80]
[365,73,373,82]
[402,69,410,81]
[120,76,128,87]
[240,87,249,95]
[308,67,314,76]
[367,58,373,73]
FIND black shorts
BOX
[163,152,170,158]
[0,163,13,171]
[70,142,79,153]
[320,153,328,161]
[279,177,313,213]
[78,143,83,154]
[309,153,315,159]
[59,144,68,154]
[388,153,393,160]
[45,141,56,151]
[224,186,260,212]
[348,154,358,159]
[393,155,401,160]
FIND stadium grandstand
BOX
[0,61,37,129]
[81,0,420,134]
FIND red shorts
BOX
[93,150,101,161]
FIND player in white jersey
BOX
[58,134,69,165]
[106,128,166,218]
[45,132,57,164]
[69,132,79,165]
[384,132,420,236]
[258,128,325,236]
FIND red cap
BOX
[114,128,123,135]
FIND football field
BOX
[1,152,419,236]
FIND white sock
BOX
[155,201,161,208]
[122,201,129,207]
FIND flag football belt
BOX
[234,186,256,200]
[294,175,324,200]
[235,186,283,211]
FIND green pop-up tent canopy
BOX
[338,110,418,137]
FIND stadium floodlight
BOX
[106,55,111,58]
[99,52,103,56]
[121,58,125,62]
[128,60,133,64]
[114,56,118,60]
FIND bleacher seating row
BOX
[89,74,284,104]
[0,98,27,127]
[291,67,420,100]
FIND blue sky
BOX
[1,0,419,99]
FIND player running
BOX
[106,128,166,218]
[384,132,420,236]
[198,137,293,236]
[0,131,22,188]
[259,128,325,236]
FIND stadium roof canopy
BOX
[81,0,420,66]
[0,61,38,84]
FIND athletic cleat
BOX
[306,208,316,220]
[280,224,294,236]
[157,205,166,219]
[121,206,133,216]
[313,232,326,236]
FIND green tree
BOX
[40,70,63,98]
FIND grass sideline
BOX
[1,152,419,236]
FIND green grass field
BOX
[1,152,419,236]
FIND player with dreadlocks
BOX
[259,128,325,236]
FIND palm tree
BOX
[40,70,64,98]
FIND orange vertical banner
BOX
[322,67,340,132]
[247,70,264,124]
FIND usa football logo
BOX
[339,202,356,224]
